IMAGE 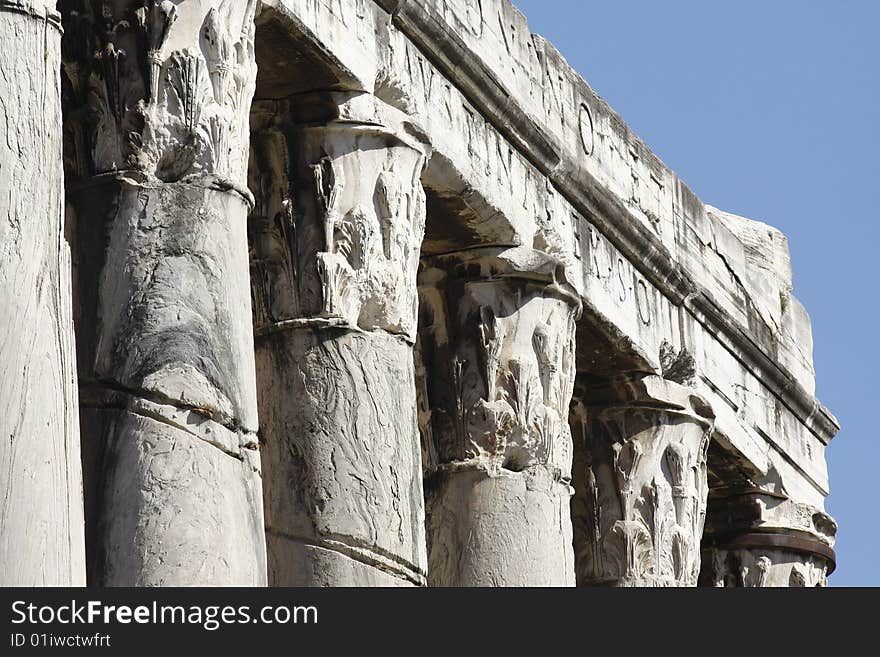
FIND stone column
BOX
[699,492,837,587]
[0,0,85,586]
[570,374,715,586]
[62,0,266,585]
[417,248,581,586]
[250,93,430,586]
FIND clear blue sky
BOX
[512,0,879,586]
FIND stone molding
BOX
[372,0,838,447]
[704,531,836,575]
[699,485,837,586]
[700,529,835,587]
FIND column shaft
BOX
[62,0,266,585]
[0,0,84,586]
[251,95,430,586]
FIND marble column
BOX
[417,248,581,586]
[570,374,715,586]
[0,0,85,586]
[62,0,266,585]
[250,93,430,586]
[699,491,836,587]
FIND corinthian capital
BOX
[571,374,715,586]
[61,0,258,187]
[249,92,430,342]
[417,246,581,480]
[699,484,837,587]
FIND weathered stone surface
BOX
[70,184,267,589]
[62,0,266,585]
[571,375,715,586]
[259,328,426,585]
[61,0,258,184]
[0,0,85,586]
[426,466,574,586]
[73,183,258,430]
[0,0,840,588]
[700,546,831,588]
[266,540,414,587]
[261,4,839,527]
[698,477,837,588]
[417,248,580,586]
[251,94,430,586]
[96,409,264,586]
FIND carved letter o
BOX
[636,278,652,325]
[579,104,594,156]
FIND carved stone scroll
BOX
[62,0,266,585]
[0,0,85,585]
[250,93,431,586]
[417,247,581,586]
[571,374,715,586]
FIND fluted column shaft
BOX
[417,248,581,586]
[62,0,266,585]
[571,374,714,586]
[0,0,84,586]
[251,93,430,586]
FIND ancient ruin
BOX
[0,0,838,587]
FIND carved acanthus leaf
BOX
[574,377,715,586]
[61,1,259,183]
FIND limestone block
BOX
[708,206,793,298]
[780,295,816,396]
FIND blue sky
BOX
[512,0,879,585]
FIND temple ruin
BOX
[0,0,838,587]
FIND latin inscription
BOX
[585,225,655,328]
